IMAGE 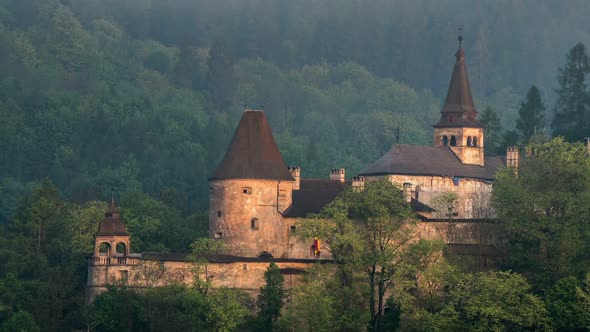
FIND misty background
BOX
[1,0,589,218]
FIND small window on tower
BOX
[251,218,259,230]
[450,136,457,146]
[214,232,223,239]
[243,187,252,194]
[473,137,478,147]
[442,136,448,147]
[467,136,472,147]
[290,225,297,232]
[217,210,222,218]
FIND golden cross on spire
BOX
[458,25,464,46]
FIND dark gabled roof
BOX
[97,199,128,236]
[283,179,350,217]
[434,41,482,128]
[210,110,294,181]
[359,144,505,180]
[411,198,435,212]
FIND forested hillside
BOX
[1,0,590,220]
[1,1,590,331]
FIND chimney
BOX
[289,166,301,190]
[506,146,519,176]
[585,138,590,154]
[403,182,412,203]
[330,168,345,183]
[352,175,365,191]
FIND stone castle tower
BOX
[208,109,295,258]
[93,198,130,261]
[87,198,138,301]
[433,35,484,166]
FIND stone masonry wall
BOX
[86,220,497,302]
[382,174,493,219]
[87,259,310,302]
[209,179,293,258]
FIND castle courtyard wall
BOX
[87,219,498,302]
[87,259,312,302]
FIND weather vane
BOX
[458,25,464,46]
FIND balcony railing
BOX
[89,256,140,266]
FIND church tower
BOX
[93,197,130,264]
[433,32,485,166]
[209,109,294,258]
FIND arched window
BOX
[467,136,472,147]
[99,242,111,256]
[472,137,478,147]
[116,242,126,256]
[450,136,457,146]
[442,136,448,146]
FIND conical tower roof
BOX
[97,197,128,236]
[434,36,482,128]
[210,109,294,181]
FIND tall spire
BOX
[434,28,482,128]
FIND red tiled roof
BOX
[97,199,128,236]
[210,110,294,181]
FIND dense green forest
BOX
[1,0,590,330]
[1,0,590,218]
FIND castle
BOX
[86,37,512,300]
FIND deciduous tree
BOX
[493,138,590,288]
[299,179,420,331]
[256,262,285,331]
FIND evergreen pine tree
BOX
[479,107,502,154]
[552,43,590,141]
[257,262,285,331]
[516,85,546,142]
